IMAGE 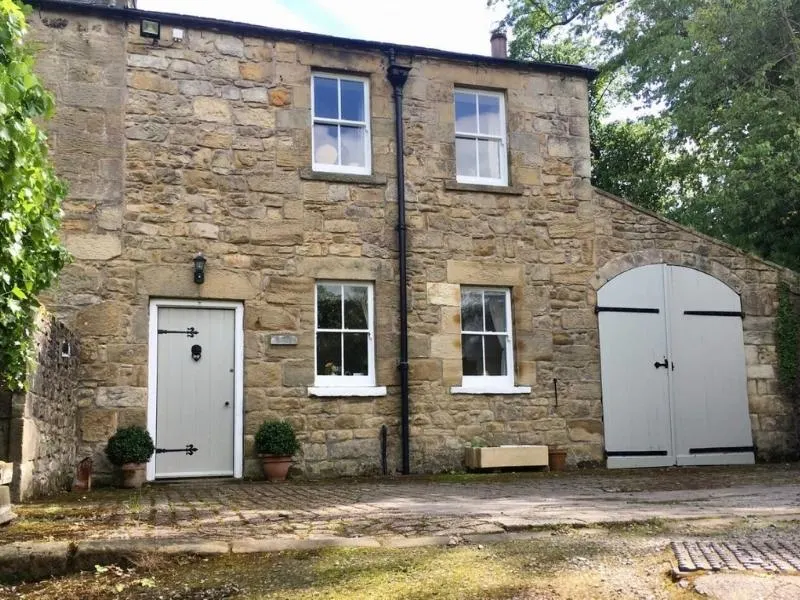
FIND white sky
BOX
[137,0,508,56]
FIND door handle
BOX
[654,358,669,369]
[224,401,230,407]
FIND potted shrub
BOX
[255,420,299,482]
[105,426,155,489]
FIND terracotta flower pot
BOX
[121,462,147,489]
[260,455,293,482]
[548,449,568,472]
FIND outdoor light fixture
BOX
[193,252,207,285]
[140,18,161,40]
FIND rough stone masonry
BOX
[26,2,797,481]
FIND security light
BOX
[140,18,161,40]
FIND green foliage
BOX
[105,426,155,466]
[0,0,68,390]
[254,420,299,456]
[775,283,800,394]
[591,117,677,212]
[494,0,800,269]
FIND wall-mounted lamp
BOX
[140,18,161,40]
[193,252,207,285]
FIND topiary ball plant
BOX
[255,420,299,456]
[105,426,155,466]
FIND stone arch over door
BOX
[591,250,746,296]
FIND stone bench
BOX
[464,445,549,470]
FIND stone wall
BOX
[28,6,798,478]
[7,312,80,501]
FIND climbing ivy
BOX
[775,282,800,395]
[0,0,68,391]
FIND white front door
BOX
[154,306,236,478]
[598,265,754,468]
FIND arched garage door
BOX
[597,264,755,468]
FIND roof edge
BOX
[26,0,599,80]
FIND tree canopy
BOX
[0,0,67,390]
[493,0,800,268]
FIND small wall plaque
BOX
[270,334,298,346]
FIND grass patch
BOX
[0,535,678,600]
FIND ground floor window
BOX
[460,287,514,389]
[315,281,375,387]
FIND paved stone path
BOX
[5,467,800,544]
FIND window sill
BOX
[308,386,387,398]
[300,168,387,186]
[445,180,524,195]
[450,385,532,395]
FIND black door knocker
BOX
[191,344,202,361]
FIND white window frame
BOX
[311,73,371,176]
[454,88,508,186]
[313,281,376,388]
[459,287,515,390]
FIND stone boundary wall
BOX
[8,312,80,501]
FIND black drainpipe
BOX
[386,52,412,475]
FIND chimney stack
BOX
[490,30,508,59]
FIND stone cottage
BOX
[20,0,796,483]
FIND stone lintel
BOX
[447,260,524,287]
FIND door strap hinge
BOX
[689,446,754,454]
[156,444,199,456]
[595,306,660,314]
[157,327,199,337]
[683,310,744,318]
[606,450,669,457]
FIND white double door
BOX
[598,265,754,468]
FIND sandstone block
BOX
[127,53,169,70]
[282,361,313,387]
[193,97,232,122]
[128,71,177,94]
[242,87,268,103]
[234,107,274,127]
[75,302,128,337]
[269,88,291,106]
[239,62,270,82]
[409,359,442,381]
[427,283,459,307]
[81,410,118,443]
[188,222,220,239]
[178,79,215,96]
[567,419,603,443]
[245,362,281,387]
[65,234,121,260]
[430,334,461,360]
[747,364,774,379]
[446,261,524,286]
[137,266,262,300]
[96,387,146,408]
[214,35,244,57]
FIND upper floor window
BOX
[315,281,375,387]
[460,287,514,389]
[454,89,508,186]
[312,73,371,176]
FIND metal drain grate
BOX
[672,540,800,573]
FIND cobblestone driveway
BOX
[5,466,800,544]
